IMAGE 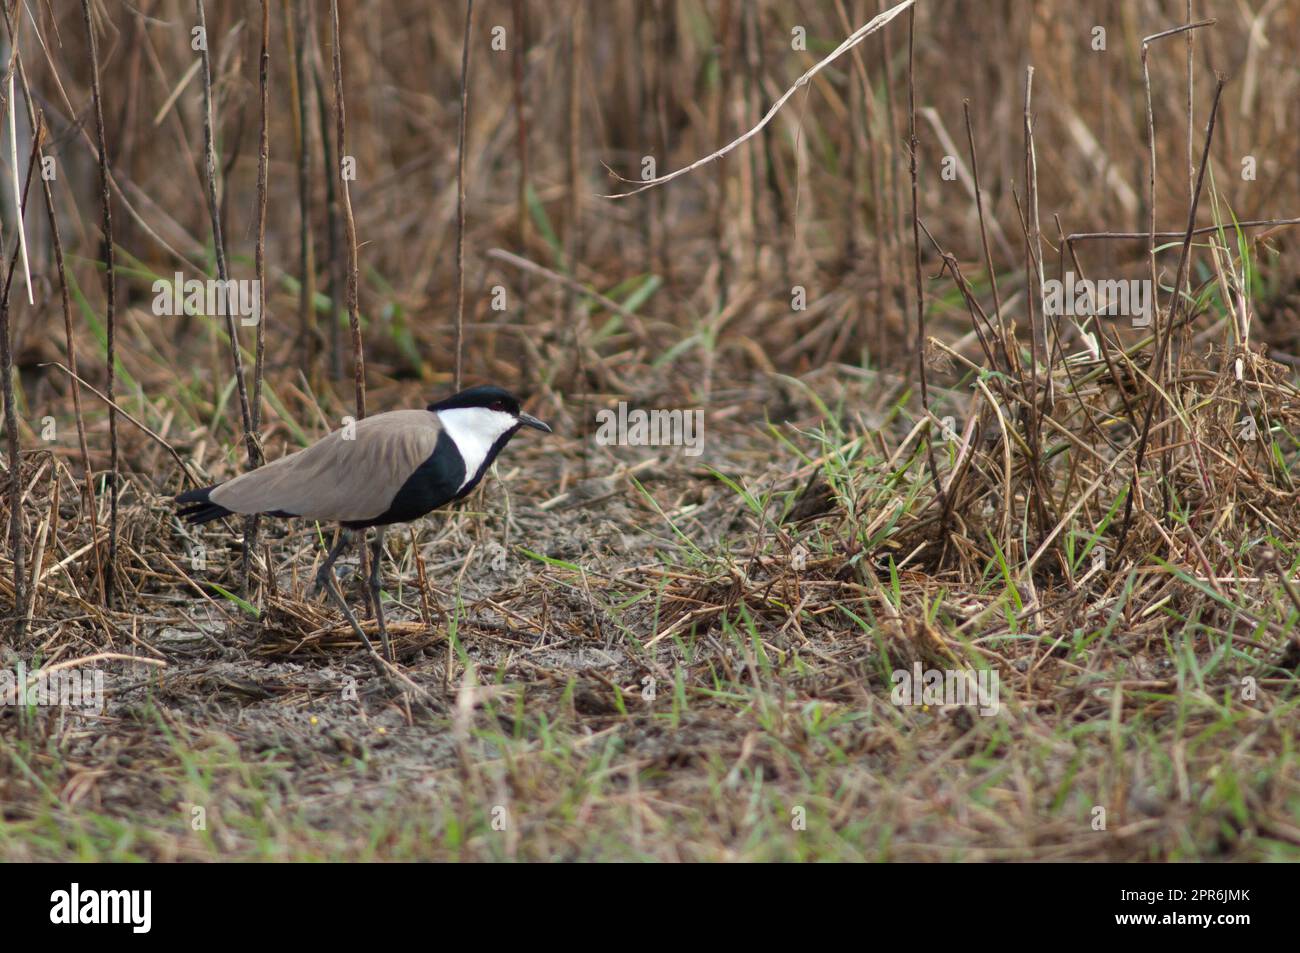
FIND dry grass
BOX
[1,0,1299,861]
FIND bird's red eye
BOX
[490,400,505,412]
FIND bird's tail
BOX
[175,484,234,525]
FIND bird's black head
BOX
[427,385,550,433]
[429,385,517,414]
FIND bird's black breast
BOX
[343,430,465,528]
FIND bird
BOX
[175,385,551,662]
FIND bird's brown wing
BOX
[210,409,442,522]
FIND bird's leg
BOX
[312,530,353,598]
[368,528,393,662]
[314,529,383,663]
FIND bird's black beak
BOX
[518,412,552,433]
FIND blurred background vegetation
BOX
[6,0,1298,434]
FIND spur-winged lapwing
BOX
[176,386,551,661]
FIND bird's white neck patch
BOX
[436,407,518,489]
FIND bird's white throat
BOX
[436,407,520,489]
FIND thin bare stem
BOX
[289,0,317,375]
[1065,218,1299,242]
[2,4,101,602]
[1116,77,1226,561]
[601,0,914,198]
[454,0,474,390]
[329,0,366,418]
[963,100,1011,374]
[244,0,272,594]
[253,0,271,441]
[196,0,259,595]
[2,126,42,638]
[4,38,30,306]
[40,362,202,486]
[511,0,529,333]
[80,0,118,608]
[195,1,255,463]
[905,6,943,519]
[0,182,22,634]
